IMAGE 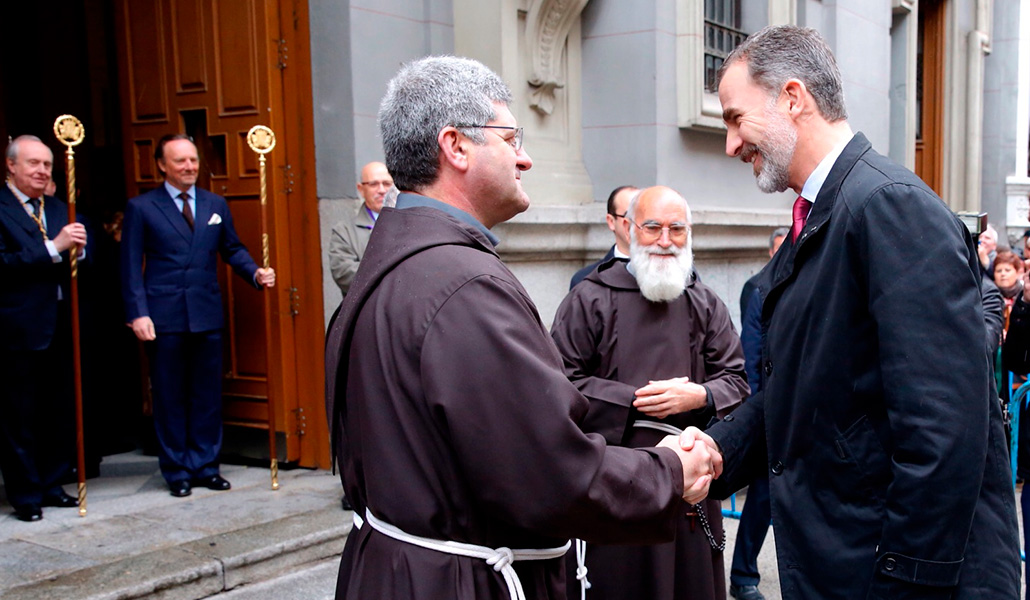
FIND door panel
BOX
[123,1,170,122]
[171,0,208,94]
[212,1,261,115]
[916,0,944,196]
[114,0,326,466]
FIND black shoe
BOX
[341,495,353,511]
[729,584,766,600]
[193,475,231,491]
[42,490,79,508]
[169,480,192,497]
[15,505,42,522]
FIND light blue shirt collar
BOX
[7,180,30,203]
[6,181,46,225]
[799,134,853,203]
[164,181,196,201]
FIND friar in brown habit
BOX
[552,186,749,600]
[324,57,723,600]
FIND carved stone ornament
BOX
[525,0,590,115]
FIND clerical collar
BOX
[613,247,629,260]
[164,181,196,200]
[799,134,853,203]
[395,193,500,246]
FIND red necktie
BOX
[792,195,812,242]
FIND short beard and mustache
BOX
[629,231,694,303]
[740,99,797,194]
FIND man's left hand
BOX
[633,376,707,419]
[256,267,276,287]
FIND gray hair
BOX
[718,25,847,122]
[5,135,46,163]
[625,188,692,224]
[770,226,790,248]
[378,56,513,192]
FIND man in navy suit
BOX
[121,134,275,497]
[0,135,87,521]
[568,185,636,289]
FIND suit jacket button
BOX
[763,361,773,376]
[884,557,896,571]
[723,415,735,422]
[771,461,784,475]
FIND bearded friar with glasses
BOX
[551,185,749,600]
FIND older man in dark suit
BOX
[0,135,86,521]
[121,134,274,497]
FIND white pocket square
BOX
[208,213,222,225]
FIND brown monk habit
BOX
[551,258,749,600]
[326,199,697,600]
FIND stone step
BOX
[3,508,350,600]
[212,557,337,600]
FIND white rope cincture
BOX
[574,538,591,600]
[360,509,570,600]
[632,420,684,436]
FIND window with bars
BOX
[704,0,747,91]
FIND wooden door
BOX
[113,0,328,467]
[916,0,945,196]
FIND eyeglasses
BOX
[453,125,524,151]
[628,219,690,242]
[360,180,394,189]
[610,212,626,219]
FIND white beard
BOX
[629,236,694,303]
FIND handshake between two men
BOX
[658,427,721,505]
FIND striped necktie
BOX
[179,193,194,230]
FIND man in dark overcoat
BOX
[324,56,721,600]
[552,186,749,600]
[0,135,86,521]
[692,25,1020,599]
[121,134,275,497]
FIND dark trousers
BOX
[0,311,74,509]
[147,330,223,483]
[730,475,771,587]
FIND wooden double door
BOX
[113,0,328,467]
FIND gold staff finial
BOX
[247,125,276,155]
[54,115,85,148]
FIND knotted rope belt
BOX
[353,509,570,600]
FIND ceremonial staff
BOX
[53,114,88,516]
[246,125,279,490]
